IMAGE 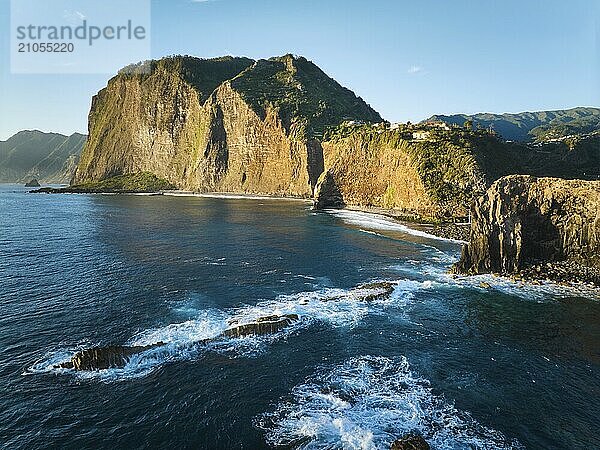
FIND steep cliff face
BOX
[453,175,600,275]
[73,55,380,197]
[316,127,510,221]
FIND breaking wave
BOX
[326,209,466,244]
[256,355,523,450]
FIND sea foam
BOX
[256,355,523,450]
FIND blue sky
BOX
[1,0,599,139]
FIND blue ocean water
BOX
[0,184,598,449]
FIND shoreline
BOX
[339,205,471,242]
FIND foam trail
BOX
[29,280,431,381]
[326,209,466,244]
[256,356,523,450]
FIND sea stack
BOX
[24,179,40,187]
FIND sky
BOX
[0,0,599,140]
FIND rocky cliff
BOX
[73,55,381,197]
[453,175,600,275]
[315,125,523,221]
[314,123,600,221]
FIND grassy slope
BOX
[230,55,382,138]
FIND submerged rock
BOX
[356,281,397,302]
[453,175,600,283]
[24,178,40,187]
[57,343,165,371]
[390,434,430,450]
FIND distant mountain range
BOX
[426,107,600,142]
[0,130,86,183]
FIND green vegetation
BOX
[69,172,176,192]
[230,55,382,138]
[118,55,254,103]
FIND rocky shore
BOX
[511,261,600,287]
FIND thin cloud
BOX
[407,65,424,74]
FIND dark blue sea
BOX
[0,184,599,449]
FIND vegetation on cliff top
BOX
[118,56,255,103]
[230,55,382,138]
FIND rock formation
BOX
[59,314,301,371]
[224,314,299,338]
[58,343,165,371]
[390,435,430,450]
[24,179,40,187]
[453,175,600,275]
[73,55,381,197]
[315,124,600,221]
[55,282,397,372]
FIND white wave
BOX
[391,258,600,302]
[31,280,431,381]
[256,356,523,450]
[325,209,466,244]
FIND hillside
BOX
[315,123,600,221]
[0,131,86,183]
[73,54,382,196]
[427,107,600,142]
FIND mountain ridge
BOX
[425,107,600,142]
[0,130,86,183]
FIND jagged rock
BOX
[57,343,165,371]
[223,314,299,338]
[390,434,430,450]
[356,281,397,302]
[24,179,40,187]
[453,175,600,278]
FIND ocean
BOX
[0,184,598,449]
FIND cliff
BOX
[315,125,522,221]
[453,175,600,275]
[73,55,381,197]
[0,131,85,183]
[315,123,600,221]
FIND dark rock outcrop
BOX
[24,179,40,187]
[453,175,600,277]
[390,434,430,450]
[57,343,165,371]
[59,314,300,371]
[223,314,299,338]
